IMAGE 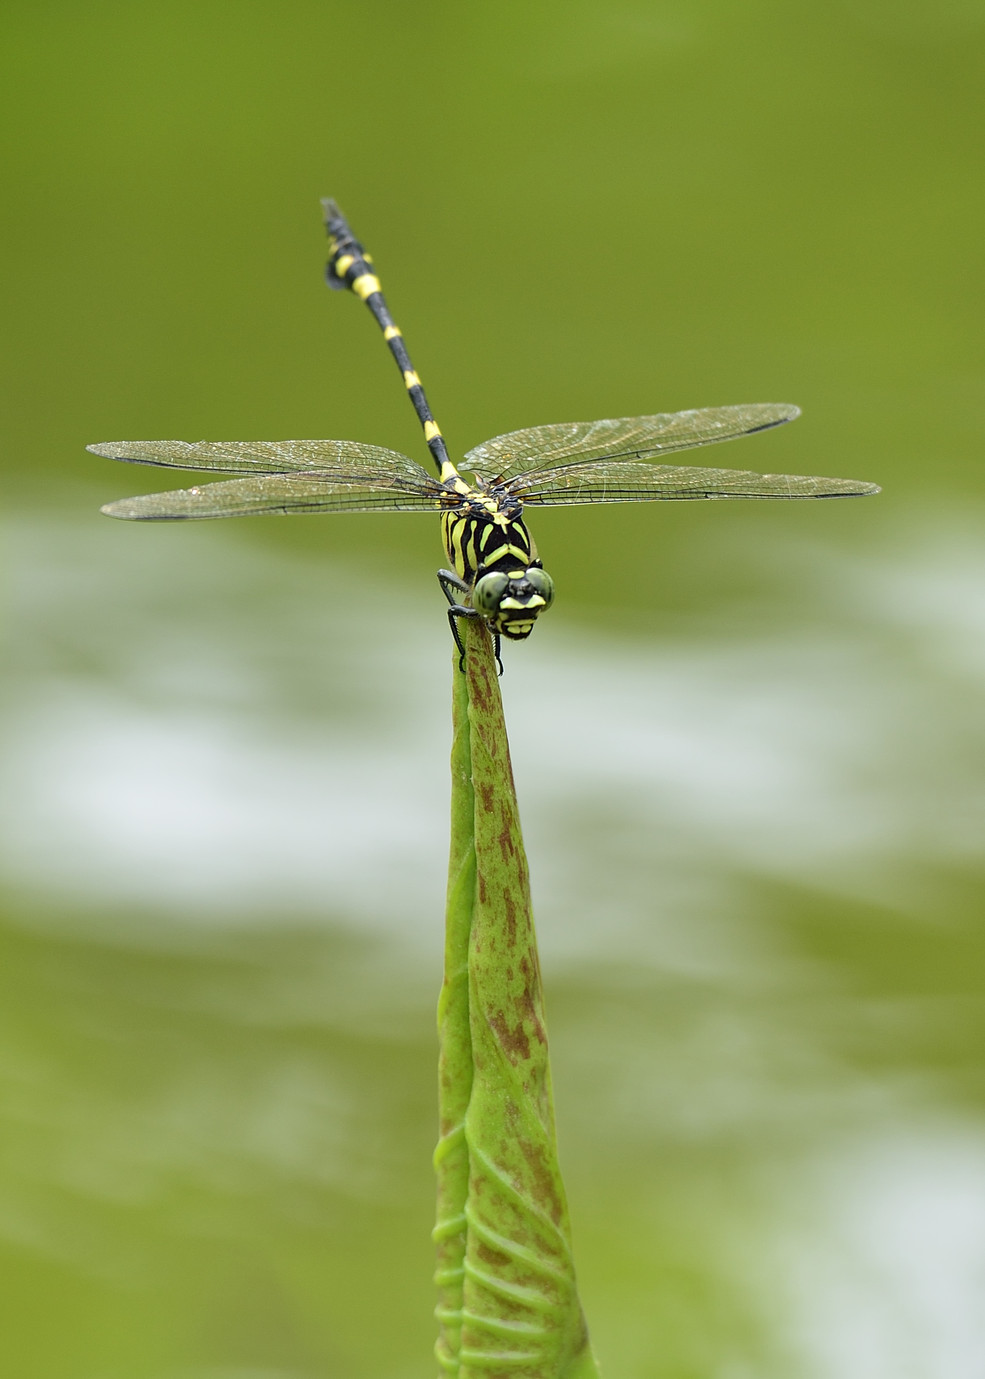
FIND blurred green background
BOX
[4,2,985,1376]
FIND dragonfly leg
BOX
[437,569,476,671]
[436,570,504,673]
[446,606,478,671]
[437,568,470,603]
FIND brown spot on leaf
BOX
[496,816,516,863]
[502,891,517,945]
[474,1240,512,1270]
[516,1135,565,1223]
[488,1008,531,1063]
[512,954,548,1055]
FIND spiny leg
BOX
[437,568,470,604]
[437,572,504,676]
[437,569,476,671]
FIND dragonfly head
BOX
[473,565,555,641]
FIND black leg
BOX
[437,568,470,605]
[446,606,478,671]
[437,569,477,671]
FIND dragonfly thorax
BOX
[440,494,534,587]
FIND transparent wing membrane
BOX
[100,471,447,521]
[464,403,801,482]
[93,406,878,523]
[87,437,431,481]
[514,460,880,505]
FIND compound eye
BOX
[473,571,510,613]
[526,567,555,608]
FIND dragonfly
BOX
[90,200,880,669]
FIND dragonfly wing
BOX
[87,437,432,481]
[514,459,880,505]
[464,403,800,483]
[101,471,447,521]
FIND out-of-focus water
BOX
[3,1,985,1374]
[5,510,985,1378]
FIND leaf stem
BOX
[435,619,601,1378]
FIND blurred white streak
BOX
[772,1124,985,1379]
[4,510,985,964]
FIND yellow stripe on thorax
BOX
[441,512,468,577]
[496,542,533,564]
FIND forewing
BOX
[101,471,446,521]
[465,403,801,483]
[514,459,880,505]
[87,437,431,481]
